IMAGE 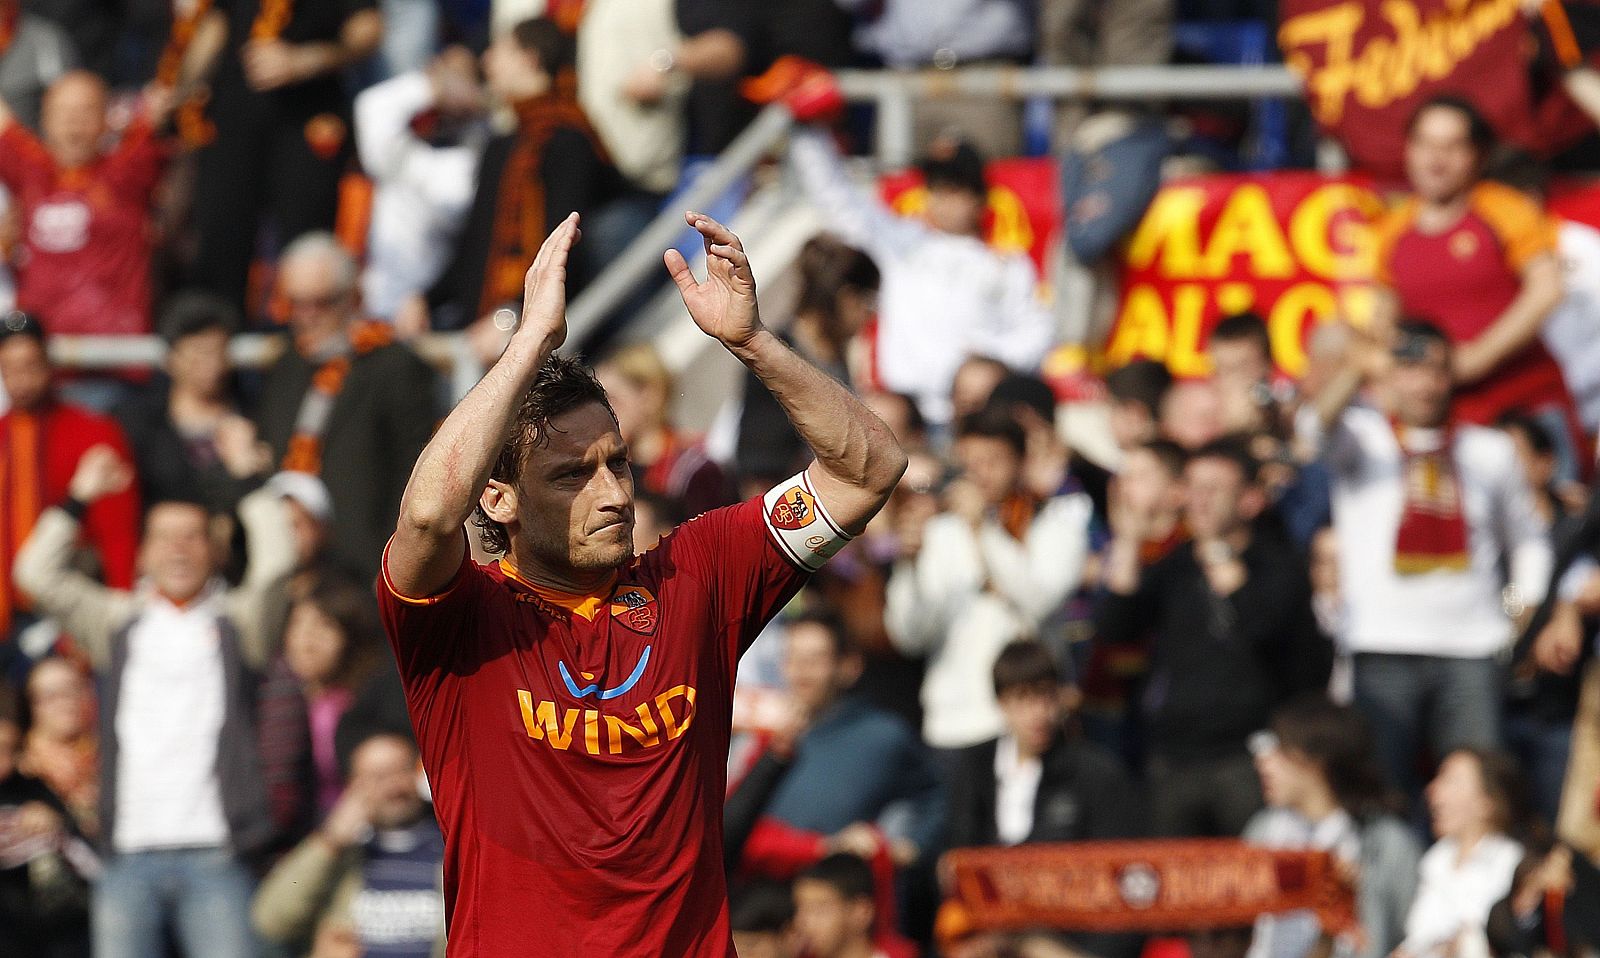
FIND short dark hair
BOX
[159,291,240,344]
[474,355,616,556]
[992,639,1060,697]
[1188,434,1261,485]
[0,310,45,346]
[990,373,1057,425]
[141,498,213,536]
[1270,694,1394,819]
[956,402,1027,458]
[1392,318,1452,362]
[1106,359,1173,417]
[799,853,876,904]
[1496,410,1556,458]
[787,606,854,659]
[920,138,987,198]
[1133,438,1187,478]
[1408,93,1497,159]
[729,880,794,934]
[797,235,880,348]
[511,17,574,76]
[1451,748,1533,838]
[1209,313,1271,358]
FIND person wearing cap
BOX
[1299,319,1552,806]
[0,312,139,646]
[112,293,271,517]
[788,126,1054,429]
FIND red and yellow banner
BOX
[1278,0,1591,178]
[1108,172,1384,379]
[881,159,1063,275]
[943,840,1356,935]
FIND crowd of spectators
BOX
[3,2,1600,958]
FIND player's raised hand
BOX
[665,211,764,349]
[519,212,581,352]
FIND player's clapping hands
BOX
[518,212,581,353]
[666,212,765,350]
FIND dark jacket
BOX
[112,377,258,516]
[1095,525,1333,764]
[947,732,1142,849]
[253,337,436,581]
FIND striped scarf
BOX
[281,321,395,475]
[1393,421,1471,575]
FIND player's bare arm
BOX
[387,213,580,597]
[666,211,908,533]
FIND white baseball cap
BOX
[265,471,334,523]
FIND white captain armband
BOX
[761,470,853,573]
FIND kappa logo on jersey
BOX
[768,486,818,531]
[609,586,659,635]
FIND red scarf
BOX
[1393,421,1471,575]
[251,0,294,41]
[479,73,605,317]
[281,321,394,474]
[0,410,42,634]
[156,0,217,145]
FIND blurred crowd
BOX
[4,2,1600,958]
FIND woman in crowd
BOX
[18,657,98,841]
[1398,749,1532,958]
[596,343,731,517]
[1245,695,1421,958]
[736,234,879,496]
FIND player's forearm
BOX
[728,329,906,526]
[398,333,554,536]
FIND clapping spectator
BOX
[0,681,94,958]
[1302,321,1552,804]
[887,404,1092,750]
[1245,696,1421,958]
[254,234,436,581]
[1399,750,1532,958]
[0,313,139,645]
[1105,359,1172,456]
[356,46,489,330]
[187,0,382,315]
[18,657,97,841]
[12,447,295,958]
[597,343,731,518]
[789,127,1054,429]
[112,293,270,517]
[0,72,172,337]
[254,732,443,958]
[1097,437,1332,837]
[737,235,878,492]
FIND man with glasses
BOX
[254,232,436,580]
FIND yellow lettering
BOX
[1199,185,1294,279]
[605,704,662,754]
[1279,2,1364,122]
[1289,183,1382,279]
[1267,282,1340,377]
[518,691,580,750]
[1168,285,1213,378]
[1125,187,1207,276]
[1105,285,1172,367]
[1215,282,1257,317]
[655,685,698,741]
[584,709,600,755]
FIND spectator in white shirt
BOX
[355,46,488,331]
[886,404,1092,750]
[788,128,1055,428]
[1300,320,1552,803]
[12,447,295,958]
[1399,749,1530,958]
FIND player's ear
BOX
[480,480,518,525]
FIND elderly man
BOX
[254,233,436,580]
[0,71,172,335]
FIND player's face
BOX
[791,880,873,958]
[517,402,636,573]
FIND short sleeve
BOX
[1371,200,1416,287]
[663,472,853,657]
[377,533,486,680]
[1472,181,1558,272]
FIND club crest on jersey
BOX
[609,585,659,635]
[768,486,818,531]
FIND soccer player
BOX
[378,211,907,956]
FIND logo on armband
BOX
[768,486,818,531]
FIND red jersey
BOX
[1376,181,1573,426]
[0,119,168,335]
[379,476,851,957]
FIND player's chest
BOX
[480,582,727,763]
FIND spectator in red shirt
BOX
[0,312,139,644]
[1373,95,1580,473]
[0,71,172,336]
